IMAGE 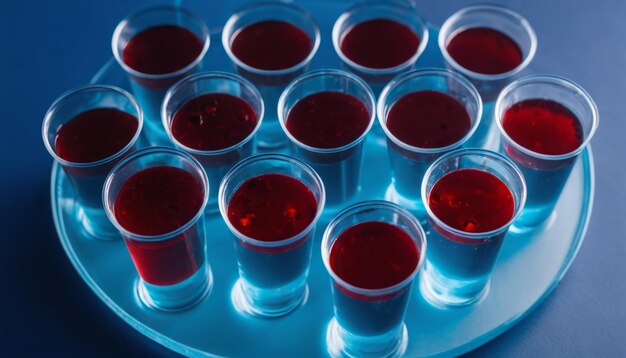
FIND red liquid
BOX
[429,169,514,233]
[123,25,203,75]
[115,166,205,285]
[446,27,522,74]
[115,166,204,236]
[386,90,471,148]
[227,173,317,242]
[341,19,420,69]
[502,99,583,155]
[231,20,312,71]
[171,93,258,151]
[55,108,138,163]
[330,221,419,290]
[286,91,370,148]
[123,226,204,286]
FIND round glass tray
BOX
[51,2,595,357]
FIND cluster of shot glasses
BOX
[42,1,599,357]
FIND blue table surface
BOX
[2,0,624,356]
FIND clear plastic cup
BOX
[222,1,320,149]
[439,4,537,148]
[332,0,429,93]
[219,154,325,317]
[278,69,375,210]
[112,6,210,146]
[420,149,526,306]
[377,68,482,216]
[495,74,599,232]
[103,147,211,311]
[42,85,143,239]
[322,201,426,358]
[162,72,264,213]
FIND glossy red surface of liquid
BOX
[502,99,583,155]
[286,91,370,148]
[341,19,420,69]
[386,90,471,148]
[227,173,317,242]
[123,25,203,75]
[171,93,258,151]
[55,108,137,163]
[115,166,204,236]
[446,27,522,75]
[429,169,514,233]
[330,221,419,290]
[231,20,312,71]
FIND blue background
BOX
[1,0,624,356]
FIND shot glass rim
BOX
[161,71,265,155]
[421,148,527,239]
[495,74,600,161]
[221,0,321,76]
[103,146,210,242]
[218,153,326,248]
[277,69,376,154]
[321,200,427,297]
[111,5,211,81]
[42,84,144,168]
[331,0,430,75]
[377,68,483,154]
[438,4,537,81]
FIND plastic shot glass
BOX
[278,69,375,211]
[420,149,526,307]
[322,201,426,358]
[377,69,482,216]
[42,85,143,240]
[112,6,210,146]
[103,147,212,311]
[219,154,325,317]
[222,1,320,149]
[495,75,599,232]
[332,0,429,95]
[162,72,264,213]
[439,5,536,148]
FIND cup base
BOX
[369,121,387,147]
[465,101,499,151]
[384,184,426,222]
[136,263,212,311]
[325,318,408,358]
[256,129,288,150]
[321,185,362,217]
[231,278,308,318]
[419,262,490,308]
[77,206,120,240]
[510,209,556,235]
[129,81,173,147]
